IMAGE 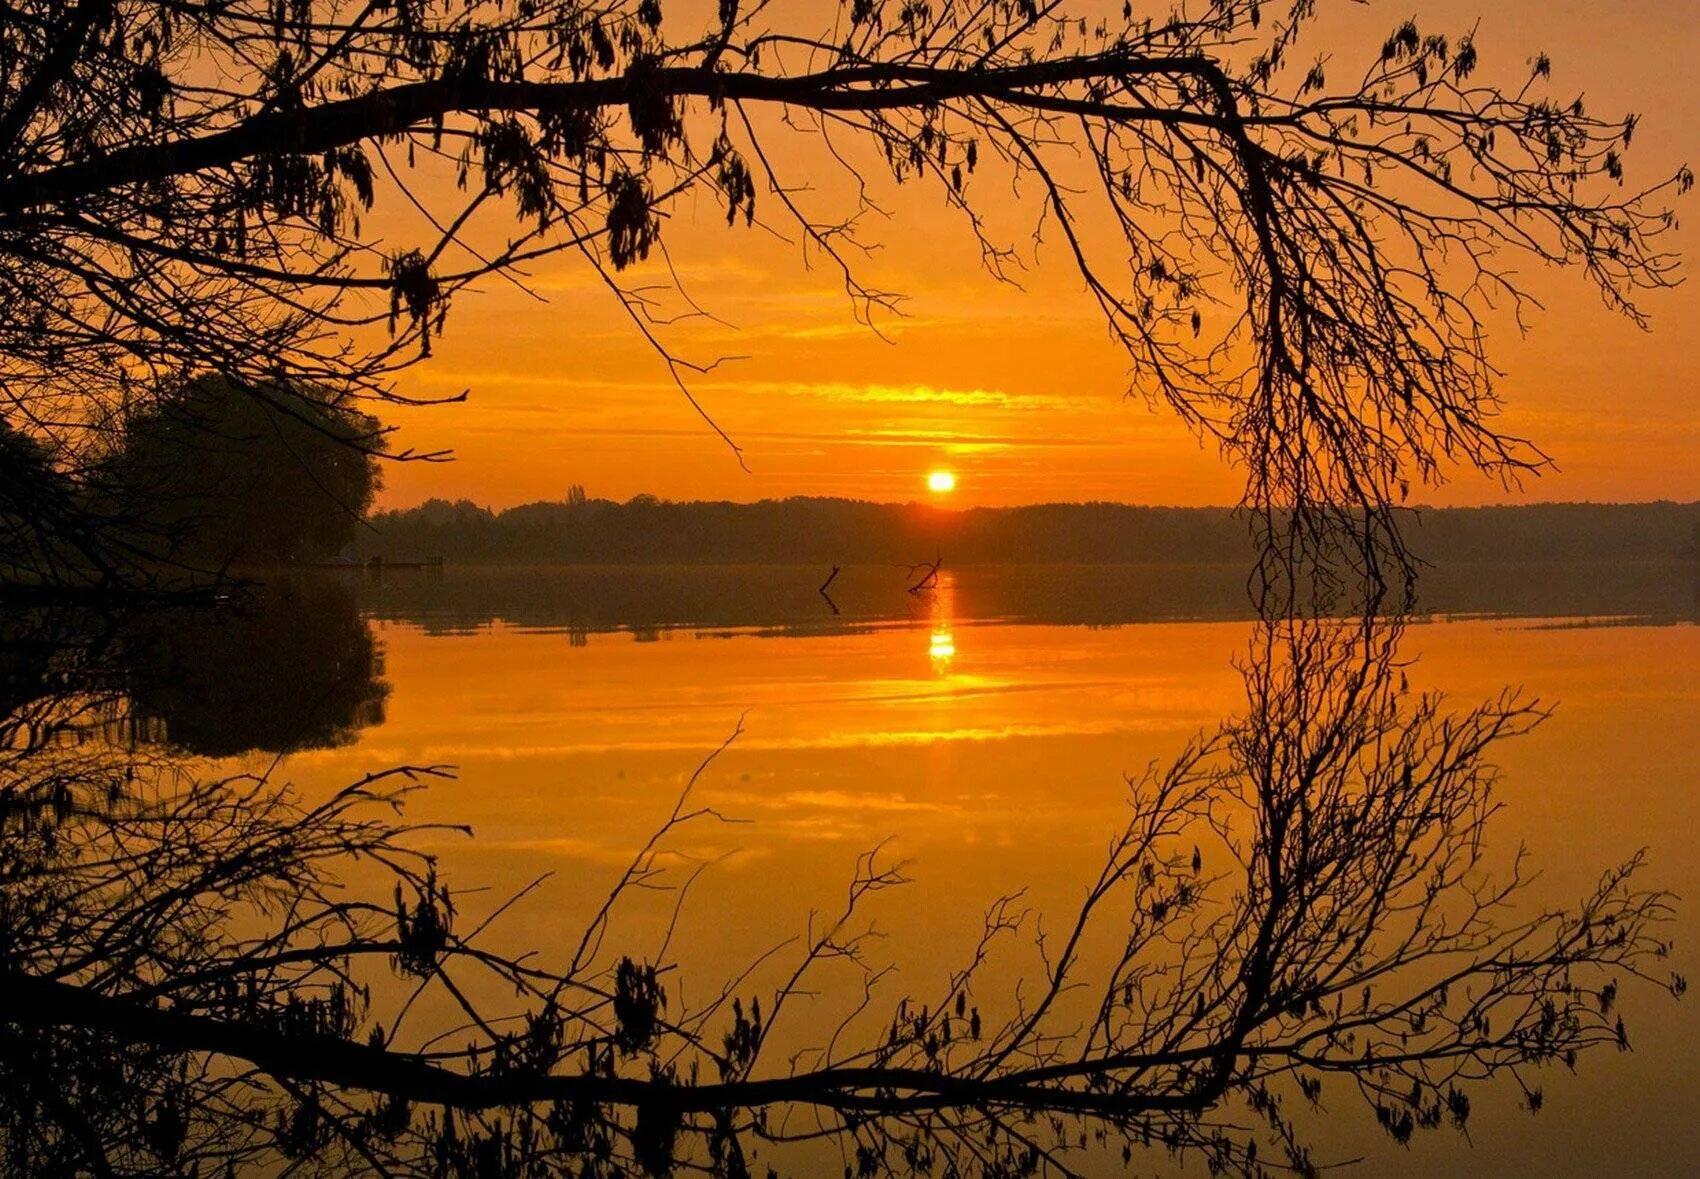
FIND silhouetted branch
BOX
[0,1,1686,579]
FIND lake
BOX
[182,562,1691,1176]
[6,567,1693,1175]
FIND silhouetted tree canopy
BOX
[99,374,385,569]
[0,415,142,586]
[0,7,1688,1173]
[0,0,1687,576]
[0,419,72,578]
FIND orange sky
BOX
[371,1,1700,511]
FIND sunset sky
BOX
[373,1,1700,511]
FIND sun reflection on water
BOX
[929,629,956,664]
[925,572,957,672]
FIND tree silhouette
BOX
[0,1,1687,575]
[0,415,151,588]
[0,613,1679,1176]
[97,373,385,569]
[0,5,1688,1173]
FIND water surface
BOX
[225,564,1700,1175]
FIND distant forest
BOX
[355,497,1700,566]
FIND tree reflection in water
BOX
[0,576,387,760]
[118,578,389,757]
[0,599,1682,1177]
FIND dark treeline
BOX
[358,496,1700,566]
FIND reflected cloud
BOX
[308,715,1155,764]
[720,789,955,815]
[767,381,1072,410]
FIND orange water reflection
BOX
[275,615,1699,1176]
[925,571,956,671]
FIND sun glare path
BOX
[927,470,957,493]
[929,630,957,663]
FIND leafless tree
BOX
[0,1,1687,578]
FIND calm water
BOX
[185,564,1695,1176]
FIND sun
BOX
[926,470,957,494]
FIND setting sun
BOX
[4,2,1696,1173]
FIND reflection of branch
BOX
[0,621,1681,1175]
[817,564,840,615]
[563,717,748,982]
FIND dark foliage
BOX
[96,374,385,569]
[359,496,1700,568]
[0,0,1686,577]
